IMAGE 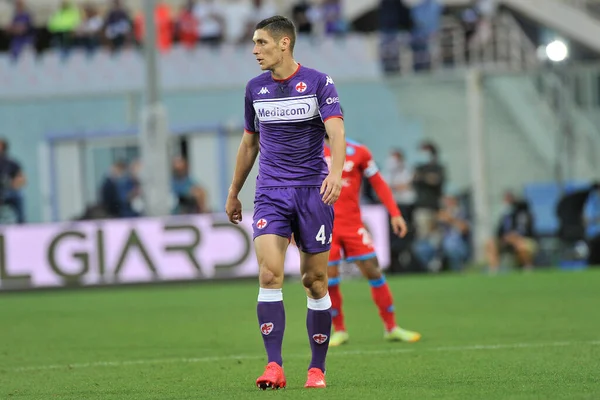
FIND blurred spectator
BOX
[134,1,173,53]
[171,156,208,214]
[322,0,346,35]
[412,141,445,271]
[557,181,600,265]
[193,0,226,46]
[103,0,134,51]
[413,141,445,236]
[384,148,415,223]
[462,0,497,49]
[409,0,443,71]
[47,0,81,55]
[239,0,278,44]
[222,0,251,44]
[74,4,103,54]
[7,0,34,60]
[412,194,470,272]
[292,1,314,34]
[557,184,595,243]
[120,159,142,217]
[378,0,413,74]
[0,138,26,224]
[175,0,199,49]
[486,191,537,273]
[585,183,600,265]
[100,160,127,218]
[437,195,470,271]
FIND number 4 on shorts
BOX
[316,225,332,245]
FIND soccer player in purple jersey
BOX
[225,15,346,390]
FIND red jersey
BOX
[324,139,400,228]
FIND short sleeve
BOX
[361,147,379,178]
[244,83,257,134]
[316,73,343,123]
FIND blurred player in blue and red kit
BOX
[323,128,422,346]
[226,16,346,390]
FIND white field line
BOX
[9,340,600,373]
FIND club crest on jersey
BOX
[295,81,308,93]
[312,333,328,344]
[261,322,274,335]
[256,218,268,229]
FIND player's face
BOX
[252,29,285,71]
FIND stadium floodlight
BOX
[545,40,569,63]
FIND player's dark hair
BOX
[421,141,438,157]
[0,138,8,153]
[256,15,296,52]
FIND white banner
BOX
[0,205,389,290]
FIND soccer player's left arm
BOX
[318,74,346,204]
[363,150,408,238]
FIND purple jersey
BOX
[244,64,343,189]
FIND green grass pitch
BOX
[1,269,599,399]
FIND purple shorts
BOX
[253,187,334,254]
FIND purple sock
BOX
[257,288,285,366]
[306,294,332,373]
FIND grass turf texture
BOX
[1,269,599,399]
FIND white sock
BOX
[307,293,332,310]
[257,287,283,302]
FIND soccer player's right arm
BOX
[229,132,259,197]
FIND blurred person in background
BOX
[103,0,134,52]
[437,194,470,271]
[412,193,470,272]
[407,0,443,71]
[193,0,226,46]
[134,1,173,52]
[175,0,199,49]
[460,0,497,59]
[73,4,103,54]
[7,0,35,60]
[47,0,81,56]
[119,159,142,217]
[291,1,314,34]
[585,183,600,265]
[412,141,445,271]
[378,0,413,74]
[468,0,497,46]
[385,148,415,223]
[0,139,26,224]
[558,181,600,266]
[322,0,346,36]
[171,156,208,214]
[100,160,127,218]
[239,0,278,44]
[486,191,537,273]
